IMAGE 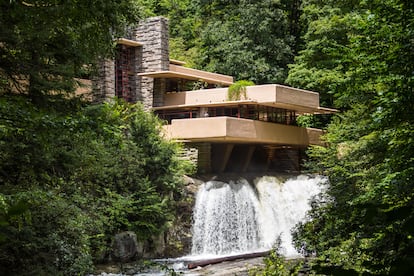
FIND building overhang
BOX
[155,84,337,115]
[169,59,186,66]
[153,100,257,110]
[138,64,234,86]
[154,101,336,115]
[315,106,338,114]
[116,38,143,47]
[162,117,325,146]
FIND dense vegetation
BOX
[145,0,414,274]
[290,0,414,275]
[1,0,413,275]
[142,0,301,84]
[0,98,188,274]
[0,1,189,275]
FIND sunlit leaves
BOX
[291,0,414,274]
[0,97,188,274]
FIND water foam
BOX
[190,175,326,257]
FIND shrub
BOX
[0,96,189,274]
[227,80,255,101]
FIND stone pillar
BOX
[93,59,115,103]
[93,16,169,107]
[132,17,169,109]
[129,46,141,103]
[197,143,212,174]
[153,78,166,107]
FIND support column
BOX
[197,143,211,174]
[93,59,115,103]
[218,144,234,173]
[265,147,276,171]
[211,143,236,173]
[241,145,256,173]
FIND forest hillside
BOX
[1,0,413,275]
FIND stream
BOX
[95,174,326,275]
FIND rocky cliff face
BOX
[164,175,203,257]
[106,175,202,262]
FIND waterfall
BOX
[190,175,326,257]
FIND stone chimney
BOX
[93,17,170,109]
[131,16,169,109]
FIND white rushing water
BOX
[190,175,326,258]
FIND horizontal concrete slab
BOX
[158,84,336,114]
[162,117,325,146]
[138,64,234,86]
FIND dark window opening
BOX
[115,45,136,102]
[155,109,198,124]
[155,105,297,126]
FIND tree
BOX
[0,97,189,274]
[138,1,302,84]
[0,2,193,274]
[0,0,140,100]
[197,0,294,84]
[285,0,358,107]
[291,0,414,274]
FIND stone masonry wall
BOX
[93,59,115,103]
[128,46,141,103]
[196,143,212,174]
[93,16,170,109]
[132,17,169,109]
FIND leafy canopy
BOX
[290,0,414,274]
[0,97,189,274]
[0,0,140,98]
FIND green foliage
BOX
[169,37,200,68]
[0,0,141,99]
[0,189,94,275]
[249,246,303,276]
[290,0,414,274]
[140,0,300,84]
[296,114,333,129]
[0,194,30,244]
[227,80,255,101]
[197,0,294,84]
[0,96,188,274]
[261,250,302,276]
[285,1,355,107]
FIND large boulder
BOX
[112,231,143,262]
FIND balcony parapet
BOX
[158,84,336,115]
[162,117,325,146]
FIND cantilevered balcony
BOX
[163,116,325,147]
[157,84,336,115]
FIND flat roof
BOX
[153,100,257,110]
[169,59,186,65]
[116,38,143,47]
[138,64,234,86]
[138,71,234,86]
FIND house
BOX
[93,17,336,173]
